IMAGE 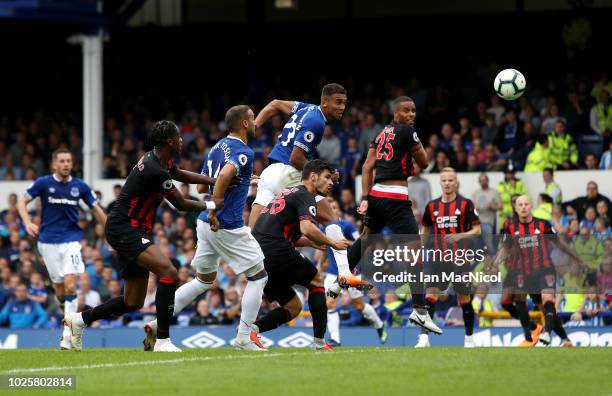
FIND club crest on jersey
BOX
[304,131,315,142]
[48,187,55,193]
[70,187,80,197]
[413,131,420,143]
[238,154,248,166]
[309,206,316,216]
[162,179,174,190]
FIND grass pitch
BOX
[1,347,610,396]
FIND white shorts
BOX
[192,220,265,275]
[253,162,301,207]
[324,273,363,299]
[37,241,84,283]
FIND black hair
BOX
[225,105,251,132]
[149,120,179,148]
[543,167,554,175]
[301,159,335,180]
[321,83,347,99]
[539,193,553,204]
[392,96,415,111]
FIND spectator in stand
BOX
[483,144,507,171]
[599,257,612,304]
[596,200,611,224]
[78,273,101,309]
[438,123,453,151]
[584,153,599,170]
[0,283,48,329]
[552,206,570,234]
[340,188,358,218]
[494,109,523,157]
[590,89,612,137]
[556,262,587,323]
[542,168,563,207]
[27,272,48,307]
[189,300,220,325]
[337,292,362,327]
[342,136,361,189]
[599,141,612,169]
[487,95,505,126]
[407,163,431,214]
[481,113,498,146]
[594,218,612,242]
[532,193,553,221]
[472,284,495,328]
[573,225,604,272]
[432,151,450,173]
[358,114,381,154]
[548,120,578,170]
[580,207,598,232]
[317,125,342,169]
[541,103,565,134]
[524,134,553,172]
[472,173,502,250]
[564,181,612,221]
[496,164,528,228]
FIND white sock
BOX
[63,296,78,337]
[237,275,267,340]
[362,303,383,329]
[174,276,213,314]
[327,310,340,343]
[72,312,86,328]
[325,224,351,276]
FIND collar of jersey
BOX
[52,174,72,183]
[226,135,247,145]
[317,106,327,122]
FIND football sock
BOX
[362,303,383,329]
[173,276,213,314]
[461,300,475,336]
[254,307,292,334]
[156,277,177,340]
[543,301,556,334]
[325,223,351,276]
[63,294,78,337]
[348,238,362,273]
[327,309,340,343]
[236,273,267,340]
[308,287,327,339]
[81,296,134,326]
[422,297,437,334]
[554,312,569,340]
[516,301,533,341]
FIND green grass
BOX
[0,348,611,396]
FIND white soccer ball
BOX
[494,69,526,101]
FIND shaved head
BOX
[515,195,532,221]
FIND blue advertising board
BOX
[0,326,610,349]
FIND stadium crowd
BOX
[0,72,611,332]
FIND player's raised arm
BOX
[358,148,376,215]
[299,219,350,251]
[254,99,296,126]
[172,167,217,186]
[165,189,223,213]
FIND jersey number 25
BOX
[375,131,395,160]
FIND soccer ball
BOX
[493,69,526,100]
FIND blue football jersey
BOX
[25,175,97,243]
[324,219,360,276]
[268,102,327,164]
[199,136,253,229]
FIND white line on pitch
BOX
[4,348,401,374]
